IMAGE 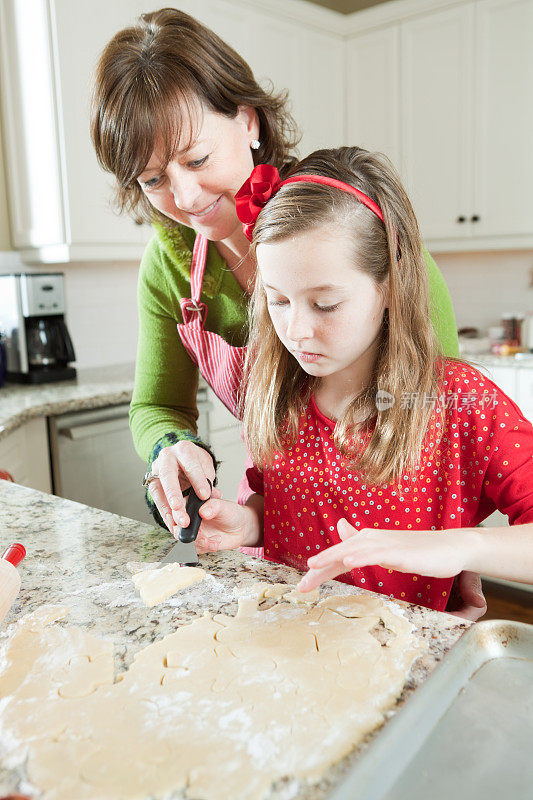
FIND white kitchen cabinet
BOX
[0,0,342,264]
[402,0,533,250]
[347,0,533,252]
[473,0,533,242]
[345,26,400,169]
[207,389,247,502]
[0,418,51,493]
[400,4,475,241]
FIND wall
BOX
[434,249,533,334]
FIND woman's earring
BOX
[250,139,260,150]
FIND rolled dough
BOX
[0,587,426,800]
[131,563,206,607]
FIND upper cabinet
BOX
[400,3,475,243]
[473,0,533,242]
[1,0,531,263]
[0,0,343,264]
[347,0,533,253]
[346,26,400,171]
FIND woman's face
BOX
[137,103,259,242]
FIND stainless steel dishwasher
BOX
[48,395,211,525]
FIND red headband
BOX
[235,163,385,242]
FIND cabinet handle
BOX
[456,215,466,223]
[471,215,480,222]
[59,417,128,440]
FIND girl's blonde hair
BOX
[242,146,443,486]
[90,8,299,224]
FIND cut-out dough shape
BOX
[131,563,206,607]
[284,587,320,604]
[0,589,426,800]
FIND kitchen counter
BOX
[0,363,136,440]
[0,480,471,800]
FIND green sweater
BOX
[130,223,459,467]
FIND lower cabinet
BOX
[0,417,51,492]
[207,389,247,503]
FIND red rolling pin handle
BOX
[2,543,26,566]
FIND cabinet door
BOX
[0,418,51,492]
[210,426,247,503]
[400,4,474,241]
[346,26,400,170]
[53,0,151,256]
[473,0,533,240]
[182,0,344,159]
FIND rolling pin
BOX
[0,543,26,625]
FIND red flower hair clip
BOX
[235,164,282,242]
[235,162,386,243]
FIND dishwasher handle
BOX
[59,417,129,440]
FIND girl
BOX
[195,147,533,612]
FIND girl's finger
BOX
[297,560,347,592]
[307,538,355,568]
[199,499,219,519]
[337,518,358,541]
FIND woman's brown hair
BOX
[242,146,444,486]
[90,7,299,224]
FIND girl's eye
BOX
[267,300,288,307]
[188,155,209,169]
[315,303,340,312]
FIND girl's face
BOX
[137,103,259,241]
[257,226,388,383]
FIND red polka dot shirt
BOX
[246,361,533,611]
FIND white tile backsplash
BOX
[0,258,140,369]
[1,248,532,369]
[62,261,139,368]
[432,249,533,334]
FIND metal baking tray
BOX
[330,620,533,800]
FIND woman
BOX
[90,8,485,619]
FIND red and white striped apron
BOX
[176,233,263,558]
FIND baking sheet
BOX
[330,619,533,800]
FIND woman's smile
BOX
[185,196,222,219]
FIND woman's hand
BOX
[195,490,262,553]
[148,441,216,532]
[297,518,479,596]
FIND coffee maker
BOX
[0,273,76,383]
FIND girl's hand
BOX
[446,571,487,621]
[148,441,216,532]
[297,518,478,595]
[194,490,258,553]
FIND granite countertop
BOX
[462,352,533,369]
[0,364,211,442]
[0,363,136,440]
[0,480,471,800]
